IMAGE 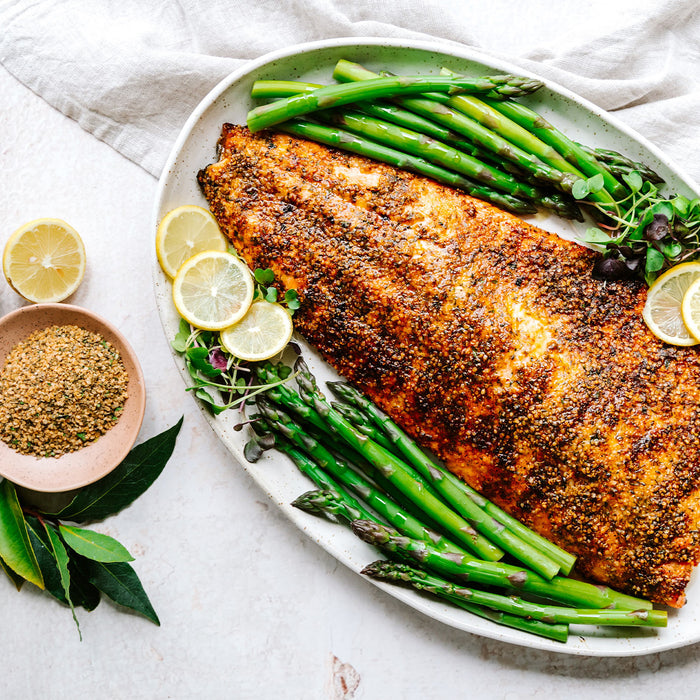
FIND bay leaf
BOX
[25,516,66,603]
[84,560,160,625]
[0,558,24,591]
[59,525,134,563]
[67,554,101,612]
[50,418,183,522]
[0,480,43,588]
[44,523,82,637]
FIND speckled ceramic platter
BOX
[152,38,700,656]
[0,303,146,493]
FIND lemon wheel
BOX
[681,276,700,342]
[220,300,293,361]
[3,218,86,303]
[156,205,228,278]
[172,251,254,331]
[642,262,700,346]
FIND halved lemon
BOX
[642,262,700,346]
[156,205,228,278]
[220,300,293,361]
[3,218,86,303]
[172,251,254,330]
[681,276,700,342]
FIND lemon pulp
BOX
[3,218,86,303]
[172,251,254,331]
[220,300,293,361]
[156,205,227,278]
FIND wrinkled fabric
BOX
[0,0,698,181]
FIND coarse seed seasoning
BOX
[0,324,129,458]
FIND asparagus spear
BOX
[255,399,480,557]
[331,62,585,192]
[447,596,569,643]
[254,79,468,149]
[252,81,581,217]
[256,364,334,435]
[321,110,581,219]
[330,401,397,453]
[481,97,629,201]
[255,75,572,195]
[322,109,544,199]
[333,60,621,208]
[293,489,368,524]
[438,68,582,172]
[326,379,575,577]
[415,65,627,206]
[293,496,569,642]
[247,73,543,132]
[363,560,666,628]
[269,439,376,521]
[575,143,665,185]
[273,422,446,533]
[251,79,322,98]
[351,519,650,611]
[260,367,453,516]
[294,357,569,578]
[279,120,537,215]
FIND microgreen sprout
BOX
[172,318,298,415]
[171,265,300,415]
[572,162,700,285]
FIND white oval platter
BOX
[152,37,700,656]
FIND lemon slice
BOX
[172,251,254,330]
[681,276,700,342]
[220,300,293,361]
[156,205,228,278]
[642,262,700,346]
[3,218,86,303]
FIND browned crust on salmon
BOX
[198,125,700,606]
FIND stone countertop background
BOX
[1,62,699,700]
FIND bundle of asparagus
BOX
[246,59,648,218]
[244,357,666,644]
[247,59,699,284]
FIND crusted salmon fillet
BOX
[198,124,700,606]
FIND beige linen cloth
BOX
[0,0,699,183]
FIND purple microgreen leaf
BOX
[644,214,670,241]
[591,257,636,281]
[208,347,229,371]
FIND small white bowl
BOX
[0,304,146,493]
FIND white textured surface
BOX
[2,53,700,700]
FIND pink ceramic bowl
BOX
[0,304,146,493]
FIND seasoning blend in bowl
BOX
[0,324,129,457]
[0,304,146,493]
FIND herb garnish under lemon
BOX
[158,206,300,414]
